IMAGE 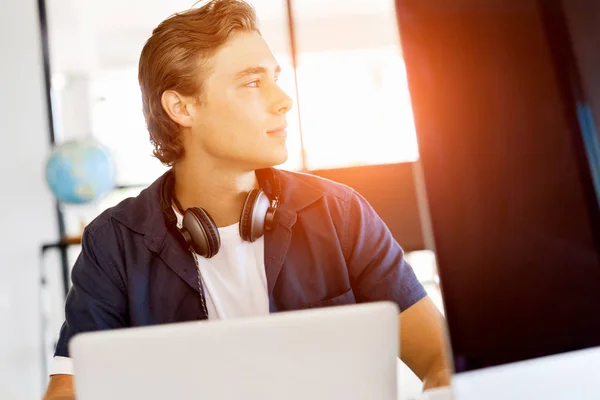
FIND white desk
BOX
[423,346,600,400]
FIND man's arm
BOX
[399,296,452,390]
[342,189,452,389]
[44,375,75,400]
[44,226,128,398]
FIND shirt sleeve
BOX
[54,227,128,359]
[343,189,427,312]
[49,356,74,376]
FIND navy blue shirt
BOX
[55,168,426,358]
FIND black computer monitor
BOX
[395,0,600,373]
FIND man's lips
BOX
[267,125,288,137]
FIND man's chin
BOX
[222,147,289,171]
[257,150,289,169]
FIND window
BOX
[291,0,418,170]
[295,47,418,170]
[90,68,168,186]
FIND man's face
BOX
[189,30,293,170]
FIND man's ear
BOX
[161,90,196,127]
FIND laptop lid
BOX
[69,302,399,400]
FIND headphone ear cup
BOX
[181,207,221,258]
[240,189,271,242]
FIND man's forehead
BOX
[209,31,278,75]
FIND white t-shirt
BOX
[49,208,268,375]
[173,209,270,320]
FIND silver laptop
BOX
[69,302,399,400]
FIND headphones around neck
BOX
[173,183,280,259]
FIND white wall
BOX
[0,0,59,398]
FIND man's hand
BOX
[398,296,453,391]
[43,374,75,400]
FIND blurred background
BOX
[1,0,443,399]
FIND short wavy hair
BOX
[138,0,259,166]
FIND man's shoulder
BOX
[276,168,355,204]
[83,196,142,238]
[83,174,165,239]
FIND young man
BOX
[44,1,451,398]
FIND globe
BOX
[45,139,117,204]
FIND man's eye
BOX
[247,80,259,88]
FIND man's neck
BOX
[172,158,259,228]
